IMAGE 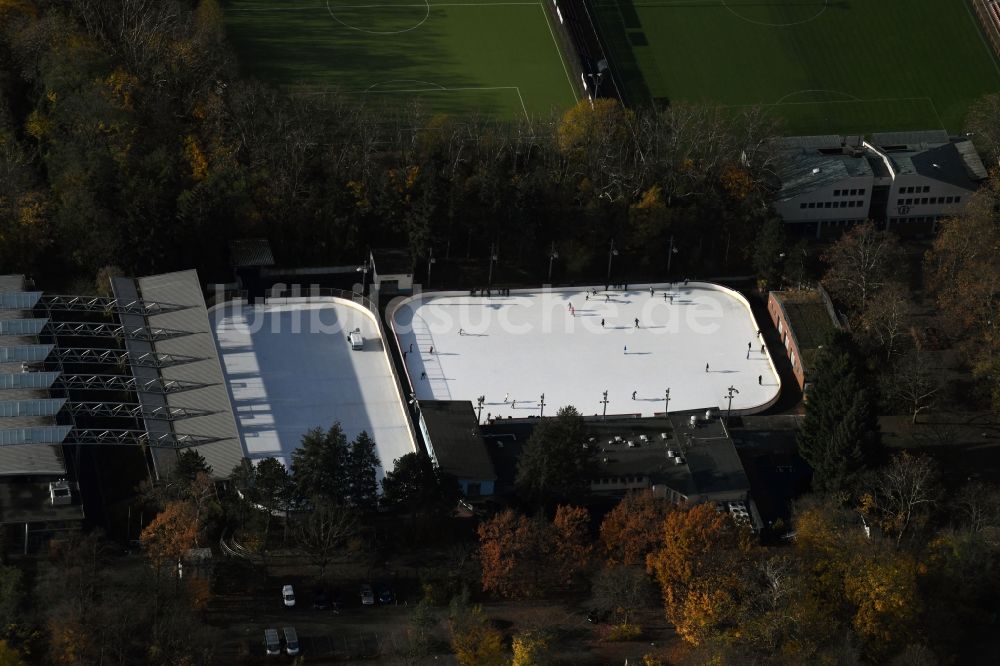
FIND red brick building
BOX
[767,289,840,395]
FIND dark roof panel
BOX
[420,401,496,481]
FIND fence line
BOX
[973,0,1000,58]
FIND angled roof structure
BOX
[127,270,245,478]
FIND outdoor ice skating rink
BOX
[391,283,781,420]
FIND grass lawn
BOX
[591,0,1000,134]
[222,0,579,120]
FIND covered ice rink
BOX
[391,283,780,420]
[210,297,416,480]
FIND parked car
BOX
[283,627,300,656]
[360,583,375,606]
[264,628,281,656]
[348,328,364,350]
[378,585,394,605]
[282,584,295,608]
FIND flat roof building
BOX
[417,400,496,499]
[767,288,841,394]
[774,132,987,237]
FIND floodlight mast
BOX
[606,239,619,283]
[356,257,370,296]
[427,247,436,288]
[601,390,609,421]
[725,385,740,421]
[487,242,499,290]
[547,242,559,283]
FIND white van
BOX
[283,627,300,656]
[348,328,364,350]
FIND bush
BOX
[605,623,642,642]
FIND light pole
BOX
[586,59,608,95]
[664,388,670,415]
[547,242,559,283]
[601,390,609,421]
[356,256,370,296]
[724,385,740,422]
[427,247,436,288]
[539,393,546,417]
[476,395,485,424]
[487,242,499,290]
[667,235,678,275]
[606,239,618,284]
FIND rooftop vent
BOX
[689,415,698,428]
[673,456,685,465]
[812,167,821,174]
[49,480,71,506]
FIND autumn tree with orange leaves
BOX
[478,506,591,598]
[141,500,199,570]
[600,491,671,566]
[646,502,751,645]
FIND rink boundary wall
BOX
[387,282,782,417]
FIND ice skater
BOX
[758,375,762,385]
[748,341,752,351]
[664,292,667,301]
[632,390,637,400]
[459,328,464,336]
[403,351,408,360]
[605,294,610,303]
[512,400,517,409]
[705,363,709,372]
[624,345,627,354]
[649,286,654,296]
[634,317,639,328]
[601,318,605,327]
[429,346,434,354]
[420,371,427,380]
[409,343,413,353]
[761,344,765,354]
[504,393,510,403]
[585,294,589,301]
[746,349,750,359]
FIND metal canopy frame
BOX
[54,374,215,394]
[42,321,195,342]
[66,401,217,421]
[53,347,205,369]
[37,295,192,316]
[64,429,225,449]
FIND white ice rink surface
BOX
[210,299,416,479]
[391,283,780,420]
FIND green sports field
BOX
[222,0,579,120]
[591,0,1000,134]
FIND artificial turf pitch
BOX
[223,0,579,120]
[591,0,1000,134]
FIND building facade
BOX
[775,131,988,237]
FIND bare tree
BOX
[861,453,940,547]
[822,221,903,315]
[589,565,654,625]
[295,501,360,580]
[885,351,941,424]
[952,480,1000,533]
[860,280,910,359]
